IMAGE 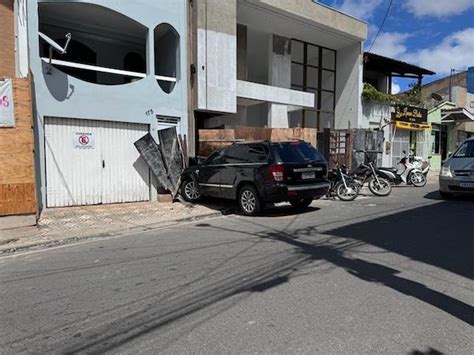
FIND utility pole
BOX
[448,68,456,102]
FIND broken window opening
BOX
[38,2,147,85]
[154,23,180,93]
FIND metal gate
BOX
[328,130,352,170]
[45,117,150,207]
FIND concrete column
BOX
[267,34,291,128]
[268,104,288,128]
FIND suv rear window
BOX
[271,142,324,163]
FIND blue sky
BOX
[317,0,474,92]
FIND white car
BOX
[439,137,474,198]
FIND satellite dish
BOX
[431,93,443,101]
[38,32,72,74]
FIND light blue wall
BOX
[28,0,188,210]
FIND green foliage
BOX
[362,82,423,106]
[362,82,401,104]
[403,82,423,105]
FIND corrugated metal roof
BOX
[364,52,435,76]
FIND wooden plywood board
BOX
[0,183,36,215]
[0,0,15,77]
[198,127,318,156]
[0,78,36,215]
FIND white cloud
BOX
[405,0,474,17]
[330,0,383,20]
[368,28,474,76]
[391,82,401,94]
[369,32,410,57]
[403,28,474,75]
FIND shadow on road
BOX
[17,196,473,353]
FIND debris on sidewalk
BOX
[134,127,187,199]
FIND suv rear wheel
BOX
[238,185,261,216]
[289,198,313,209]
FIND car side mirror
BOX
[189,156,206,166]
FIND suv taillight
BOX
[269,164,285,181]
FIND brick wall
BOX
[0,0,15,78]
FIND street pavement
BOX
[1,181,473,354]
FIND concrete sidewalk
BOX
[0,201,223,254]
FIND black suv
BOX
[180,141,329,216]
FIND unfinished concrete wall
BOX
[335,42,362,129]
[267,34,291,128]
[196,0,236,113]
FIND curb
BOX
[0,210,224,256]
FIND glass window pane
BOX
[307,45,319,66]
[289,110,303,128]
[321,70,335,91]
[304,110,318,128]
[319,112,334,130]
[320,91,335,112]
[322,49,335,70]
[292,40,304,63]
[291,63,304,86]
[306,67,319,88]
[247,144,269,162]
[223,145,247,163]
[291,85,303,91]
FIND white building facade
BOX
[189,0,368,152]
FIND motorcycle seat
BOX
[380,167,398,173]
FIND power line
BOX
[368,0,393,53]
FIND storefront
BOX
[388,104,431,167]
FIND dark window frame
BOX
[291,39,337,130]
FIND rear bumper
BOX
[439,176,474,195]
[262,181,330,202]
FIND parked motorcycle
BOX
[378,151,427,187]
[351,150,392,196]
[327,165,360,201]
[410,155,432,176]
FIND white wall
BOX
[196,0,236,113]
[335,42,362,129]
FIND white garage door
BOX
[45,117,150,207]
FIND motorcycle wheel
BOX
[410,171,427,187]
[368,177,392,196]
[336,182,359,201]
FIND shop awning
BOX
[441,108,474,123]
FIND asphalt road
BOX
[1,181,473,354]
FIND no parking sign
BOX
[74,132,95,149]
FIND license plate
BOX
[302,172,315,179]
[460,182,474,188]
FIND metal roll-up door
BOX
[45,117,150,207]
